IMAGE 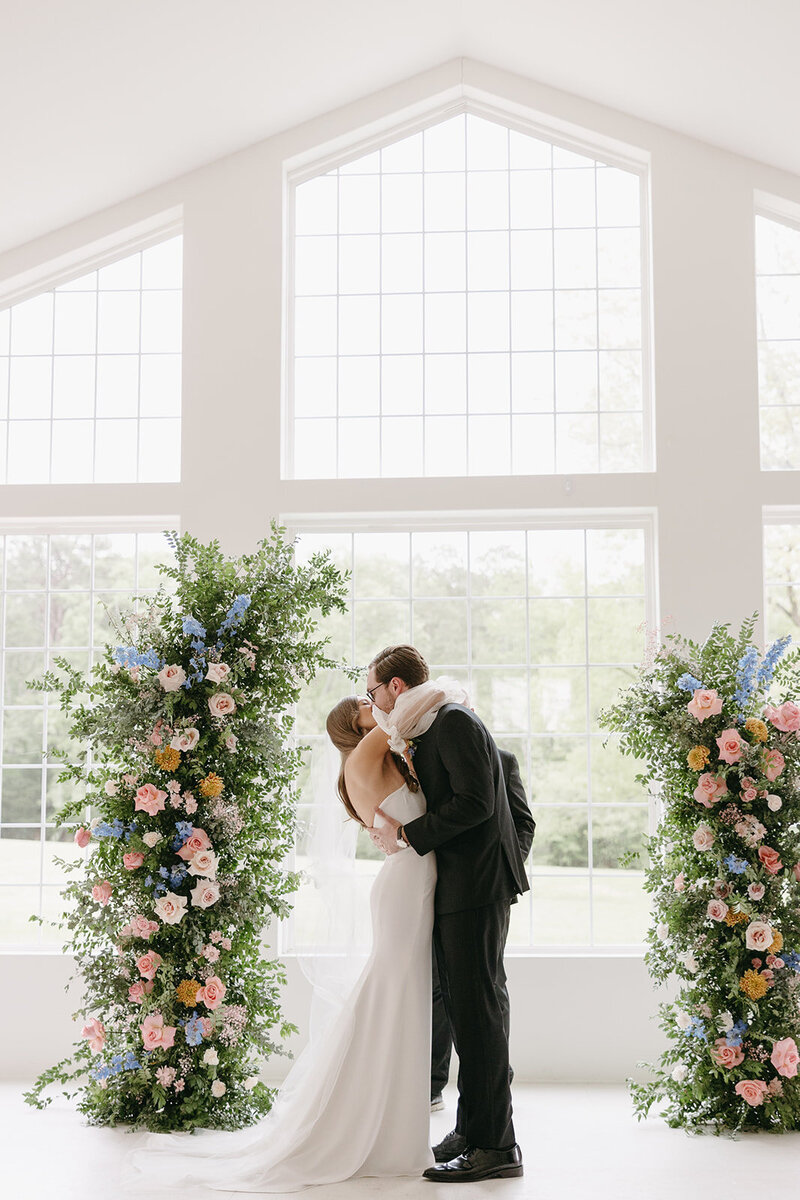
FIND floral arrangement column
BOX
[25,527,349,1131]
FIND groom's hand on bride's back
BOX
[369,807,403,855]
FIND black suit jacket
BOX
[500,748,535,861]
[403,703,530,915]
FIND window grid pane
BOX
[756,213,800,470]
[290,114,648,479]
[0,530,175,948]
[287,522,651,952]
[0,236,182,484]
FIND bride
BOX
[126,681,460,1193]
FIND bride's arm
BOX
[344,726,393,827]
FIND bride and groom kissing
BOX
[129,643,534,1193]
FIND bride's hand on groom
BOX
[369,807,402,855]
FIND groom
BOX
[367,645,528,1183]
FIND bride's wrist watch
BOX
[395,825,407,848]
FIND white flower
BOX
[244,1077,259,1091]
[90,817,102,829]
[767,794,783,812]
[190,880,221,910]
[678,951,699,974]
[671,1064,688,1082]
[154,892,188,925]
[206,662,231,684]
[203,1048,219,1066]
[225,734,238,752]
[171,727,199,753]
[208,692,236,718]
[675,1010,692,1030]
[104,780,119,796]
[716,1011,734,1033]
[211,1079,226,1098]
[158,663,186,692]
[656,922,669,942]
[142,831,162,848]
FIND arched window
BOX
[287,109,650,478]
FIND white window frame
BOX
[281,96,654,480]
[282,506,659,958]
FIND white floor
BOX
[4,1081,799,1200]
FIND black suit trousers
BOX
[432,900,515,1150]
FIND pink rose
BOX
[171,727,199,753]
[771,1038,799,1078]
[92,880,113,906]
[764,749,785,781]
[764,701,800,732]
[687,688,723,722]
[707,899,729,922]
[140,1012,177,1051]
[149,729,163,746]
[123,851,145,870]
[225,734,238,752]
[196,975,227,1010]
[81,1018,106,1053]
[735,1079,768,1107]
[128,980,154,1004]
[154,892,188,925]
[190,879,221,910]
[136,951,163,980]
[206,663,231,684]
[673,872,686,893]
[693,773,727,808]
[745,920,774,952]
[692,824,715,852]
[74,826,91,848]
[758,845,783,875]
[157,664,186,692]
[134,783,167,816]
[712,880,731,899]
[711,1038,744,1069]
[748,882,766,901]
[188,849,218,878]
[177,828,212,862]
[715,729,744,764]
[743,788,757,802]
[767,954,785,969]
[208,692,236,719]
[200,1017,214,1037]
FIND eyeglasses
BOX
[366,682,387,704]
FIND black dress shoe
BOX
[432,1128,467,1162]
[423,1144,523,1182]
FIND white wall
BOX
[0,56,798,1084]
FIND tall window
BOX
[286,518,652,953]
[0,235,182,484]
[763,513,800,641]
[756,212,800,469]
[0,528,174,947]
[288,112,649,478]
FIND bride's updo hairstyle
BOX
[326,696,418,827]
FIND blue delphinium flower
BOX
[114,646,161,671]
[781,951,800,972]
[723,854,748,875]
[677,673,705,693]
[733,646,759,717]
[215,593,252,647]
[172,820,194,851]
[184,1013,204,1046]
[687,1016,707,1042]
[725,1020,748,1048]
[92,818,125,840]
[182,616,206,640]
[757,635,792,689]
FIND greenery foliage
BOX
[23,526,348,1130]
[601,617,800,1131]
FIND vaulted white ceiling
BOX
[2,0,797,256]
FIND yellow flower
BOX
[199,772,224,798]
[687,746,710,771]
[724,909,749,927]
[769,930,784,954]
[739,969,770,1000]
[154,746,181,772]
[176,978,201,1005]
[744,718,769,744]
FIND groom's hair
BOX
[369,644,429,688]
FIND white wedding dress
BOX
[125,782,436,1193]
